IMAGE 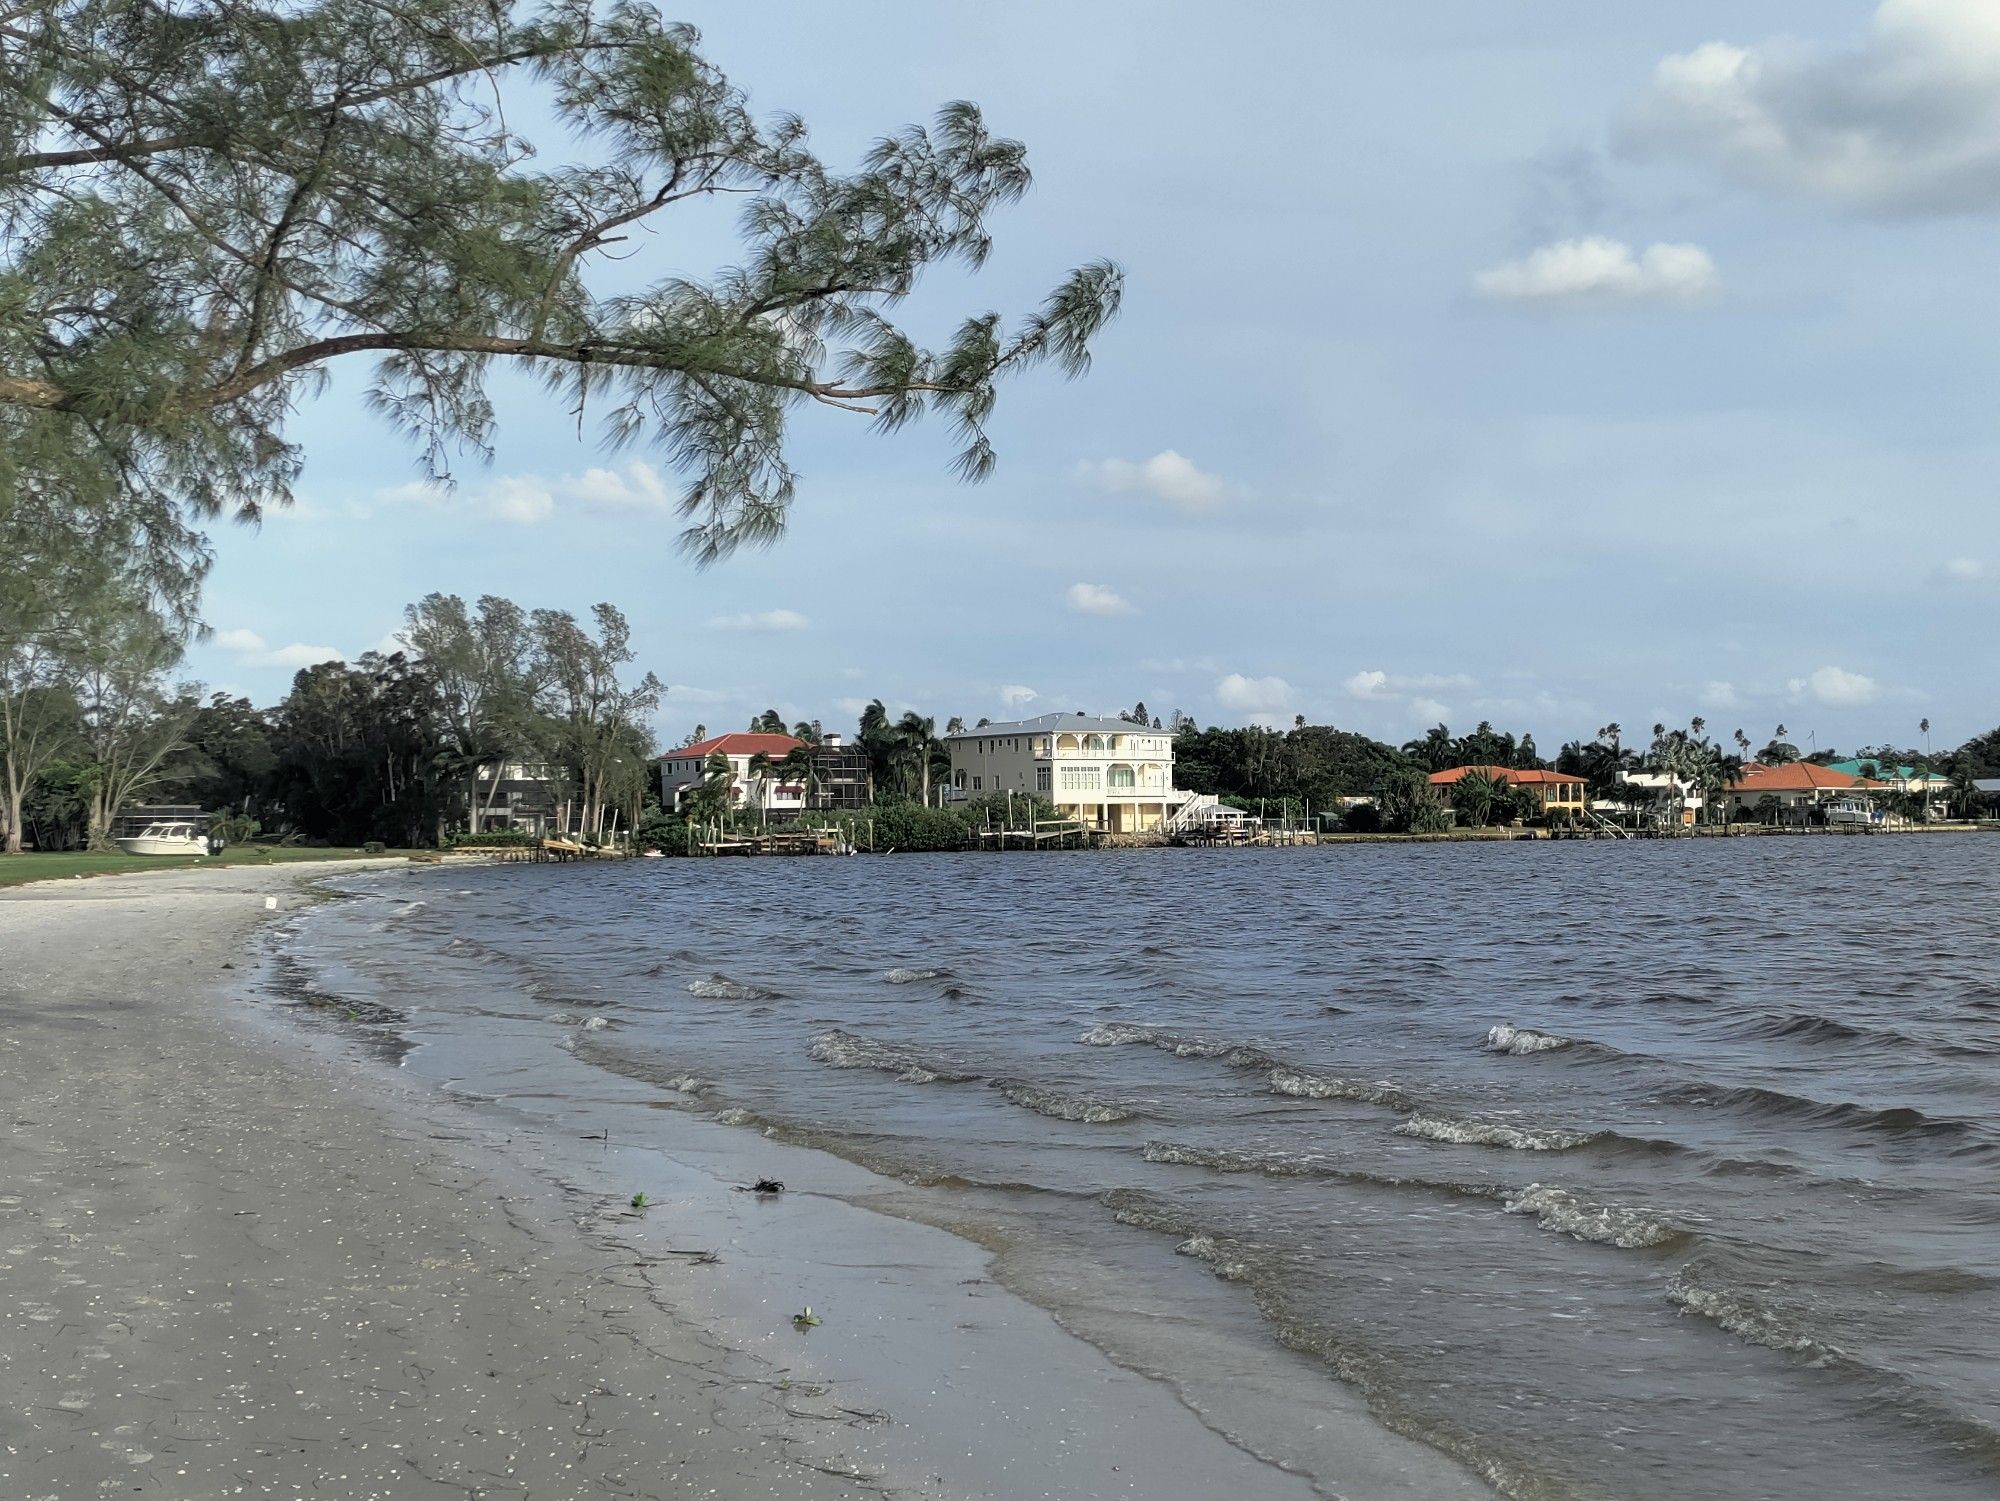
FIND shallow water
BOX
[286,837,2000,1500]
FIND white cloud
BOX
[1075,450,1228,511]
[210,628,345,670]
[1474,237,1720,306]
[1343,669,1390,700]
[1624,2,2000,214]
[380,460,676,526]
[1065,582,1136,617]
[1941,556,1989,581]
[707,608,810,633]
[1409,697,1452,725]
[1787,665,1881,707]
[1701,680,1743,709]
[1344,668,1473,700]
[1215,673,1293,715]
[999,684,1039,709]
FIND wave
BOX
[1174,1233,1251,1281]
[1079,1023,1278,1071]
[1484,1024,1572,1055]
[885,966,950,984]
[994,1081,1134,1124]
[687,975,776,1001]
[1396,1113,1593,1152]
[1666,1265,1848,1364]
[1502,1184,1686,1250]
[808,1028,977,1084]
[1666,1082,1995,1156]
[1267,1066,1411,1110]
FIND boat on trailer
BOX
[114,821,213,856]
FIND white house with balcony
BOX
[943,713,1186,833]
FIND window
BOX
[1060,766,1099,792]
[973,776,983,791]
[1037,767,1052,792]
[1108,765,1136,789]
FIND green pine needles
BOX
[0,0,1123,583]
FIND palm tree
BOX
[1734,729,1751,759]
[1949,764,1985,821]
[1452,768,1502,828]
[779,744,819,810]
[790,720,822,746]
[746,751,776,828]
[894,712,938,804]
[858,698,894,799]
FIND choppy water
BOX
[285,838,2000,1500]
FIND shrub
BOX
[361,840,386,854]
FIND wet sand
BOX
[0,864,1463,1499]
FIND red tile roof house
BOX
[1428,765,1588,824]
[1727,762,1886,825]
[658,733,806,815]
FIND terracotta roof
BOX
[664,733,803,760]
[1729,761,1883,793]
[1429,765,1585,785]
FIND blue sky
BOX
[190,0,2000,755]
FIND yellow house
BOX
[944,713,1185,833]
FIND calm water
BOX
[285,838,2000,1500]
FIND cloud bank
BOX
[1624,1,2000,214]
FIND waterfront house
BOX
[658,733,806,816]
[1611,770,1704,827]
[802,734,872,811]
[943,713,1185,833]
[1429,765,1587,823]
[1824,758,1951,802]
[1727,762,1884,824]
[470,763,561,835]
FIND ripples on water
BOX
[292,838,2000,1501]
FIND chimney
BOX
[820,733,843,748]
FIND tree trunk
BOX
[3,773,23,854]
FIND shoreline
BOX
[0,861,1473,1499]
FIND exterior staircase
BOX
[1160,792,1220,836]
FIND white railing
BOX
[1160,792,1219,835]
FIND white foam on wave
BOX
[687,977,772,1001]
[996,1081,1133,1124]
[1268,1067,1410,1110]
[1175,1234,1251,1282]
[1665,1270,1846,1364]
[1485,1024,1572,1055]
[809,1028,976,1084]
[1503,1184,1683,1249]
[1080,1023,1274,1068]
[1143,1140,1325,1177]
[663,1073,709,1095]
[885,967,949,984]
[1395,1112,1592,1151]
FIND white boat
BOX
[114,821,213,856]
[1824,797,1883,828]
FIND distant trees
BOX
[401,594,538,833]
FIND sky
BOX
[187,0,2000,756]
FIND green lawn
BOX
[0,846,427,890]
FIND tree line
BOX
[1,590,661,852]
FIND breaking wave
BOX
[687,976,775,1001]
[1502,1184,1686,1249]
[885,966,950,984]
[994,1081,1134,1124]
[808,1028,977,1084]
[1666,1265,1848,1364]
[1174,1233,1251,1281]
[1396,1113,1594,1151]
[1079,1022,1278,1070]
[1667,1082,1995,1155]
[1485,1024,1573,1055]
[1267,1066,1412,1110]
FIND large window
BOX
[1107,764,1136,789]
[1060,765,1098,792]
[1036,766,1052,792]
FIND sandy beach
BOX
[0,862,1479,1500]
